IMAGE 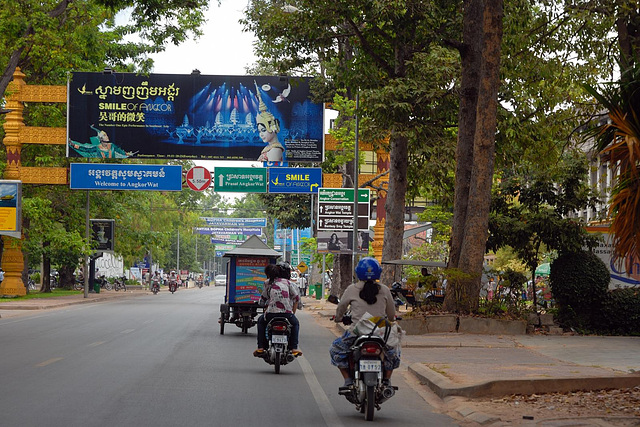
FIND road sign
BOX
[268,167,322,193]
[317,187,370,231]
[214,167,267,193]
[186,166,212,191]
[297,262,308,274]
[70,163,182,191]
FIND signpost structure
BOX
[317,188,370,231]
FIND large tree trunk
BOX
[448,0,484,269]
[445,0,504,313]
[381,132,409,286]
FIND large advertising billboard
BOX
[67,72,324,162]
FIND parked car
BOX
[214,274,227,287]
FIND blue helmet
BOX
[355,257,382,281]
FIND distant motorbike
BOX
[151,279,160,295]
[168,279,178,294]
[261,316,298,374]
[197,279,203,289]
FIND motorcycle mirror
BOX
[327,294,339,305]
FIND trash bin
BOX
[314,283,322,300]
[94,281,100,293]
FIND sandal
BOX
[292,349,303,357]
[253,349,265,357]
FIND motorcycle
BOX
[168,279,178,294]
[330,300,398,421]
[151,279,160,295]
[261,316,298,374]
[114,275,127,291]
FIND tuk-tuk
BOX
[218,236,281,334]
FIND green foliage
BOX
[488,152,602,275]
[549,250,610,331]
[600,288,640,336]
[257,193,311,230]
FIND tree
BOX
[243,0,462,287]
[487,152,602,309]
[0,0,208,98]
[445,0,504,313]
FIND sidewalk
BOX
[0,287,150,318]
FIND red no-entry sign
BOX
[185,166,212,191]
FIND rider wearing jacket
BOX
[330,257,399,387]
[254,262,302,358]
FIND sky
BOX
[149,1,257,76]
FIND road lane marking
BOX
[36,357,63,367]
[298,355,344,427]
[87,341,105,347]
[120,329,135,334]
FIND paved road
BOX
[0,287,459,427]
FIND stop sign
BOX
[185,166,212,191]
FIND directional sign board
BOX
[214,167,267,193]
[317,187,370,231]
[268,167,322,194]
[70,163,182,191]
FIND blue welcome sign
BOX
[70,163,182,191]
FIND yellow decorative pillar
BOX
[1,68,26,296]
[373,148,390,262]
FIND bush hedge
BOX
[549,250,610,332]
[550,250,640,335]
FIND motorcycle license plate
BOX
[271,335,288,344]
[359,360,382,372]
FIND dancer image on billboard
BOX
[68,124,133,159]
[255,81,284,163]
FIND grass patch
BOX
[1,289,83,300]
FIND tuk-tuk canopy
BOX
[223,235,281,258]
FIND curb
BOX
[408,362,640,399]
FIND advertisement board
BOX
[587,225,640,288]
[67,72,323,162]
[229,257,270,304]
[0,180,22,238]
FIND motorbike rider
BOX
[330,257,399,388]
[253,262,302,358]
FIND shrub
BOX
[600,288,640,335]
[549,250,610,331]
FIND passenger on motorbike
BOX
[254,262,302,358]
[330,257,400,388]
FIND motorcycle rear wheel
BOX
[364,385,375,421]
[274,352,281,374]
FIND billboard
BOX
[0,180,22,238]
[67,72,324,162]
[587,225,640,288]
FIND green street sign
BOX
[318,187,370,203]
[214,167,267,193]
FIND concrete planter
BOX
[398,315,527,335]
[398,315,457,335]
[458,316,526,335]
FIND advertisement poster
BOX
[67,72,324,162]
[232,257,269,303]
[0,180,21,238]
[587,225,640,288]
[317,230,371,254]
